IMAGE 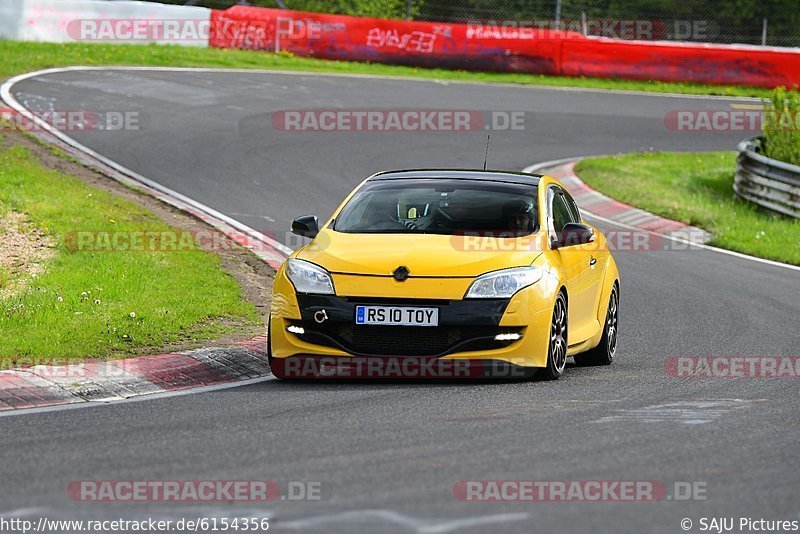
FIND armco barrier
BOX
[734,137,800,218]
[209,6,582,75]
[209,6,800,89]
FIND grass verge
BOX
[0,40,770,98]
[575,152,800,265]
[0,134,261,364]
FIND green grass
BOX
[575,151,800,265]
[0,140,259,364]
[0,267,9,291]
[0,40,771,98]
[762,86,800,165]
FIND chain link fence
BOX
[151,0,800,47]
[415,0,800,47]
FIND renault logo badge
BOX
[314,309,328,323]
[393,266,410,281]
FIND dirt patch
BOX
[2,128,275,353]
[0,211,56,298]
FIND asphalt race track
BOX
[2,69,799,533]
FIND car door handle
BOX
[589,258,597,266]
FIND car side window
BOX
[563,191,581,223]
[551,191,573,232]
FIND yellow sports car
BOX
[268,169,619,380]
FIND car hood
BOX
[295,229,543,277]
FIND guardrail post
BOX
[554,0,561,29]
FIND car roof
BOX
[367,169,541,186]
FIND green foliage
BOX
[283,0,416,19]
[762,86,800,166]
[152,0,416,18]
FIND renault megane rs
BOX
[268,169,619,380]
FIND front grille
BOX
[345,325,469,356]
[295,322,517,357]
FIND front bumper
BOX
[289,294,517,358]
[269,266,557,375]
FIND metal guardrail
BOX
[734,137,800,219]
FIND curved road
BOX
[1,69,799,533]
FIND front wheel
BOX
[575,284,618,367]
[538,292,567,380]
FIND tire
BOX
[574,284,618,367]
[538,292,568,380]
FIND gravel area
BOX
[0,211,55,298]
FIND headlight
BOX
[286,259,335,295]
[465,267,543,299]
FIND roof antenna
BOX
[483,134,491,170]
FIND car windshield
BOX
[334,178,538,235]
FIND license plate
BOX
[355,305,439,327]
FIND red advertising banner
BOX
[560,38,800,88]
[209,6,583,75]
[209,6,800,88]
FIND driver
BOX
[503,199,534,234]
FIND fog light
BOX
[287,325,305,335]
[494,332,522,341]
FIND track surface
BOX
[2,70,799,533]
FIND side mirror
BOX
[291,215,320,239]
[554,223,594,249]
